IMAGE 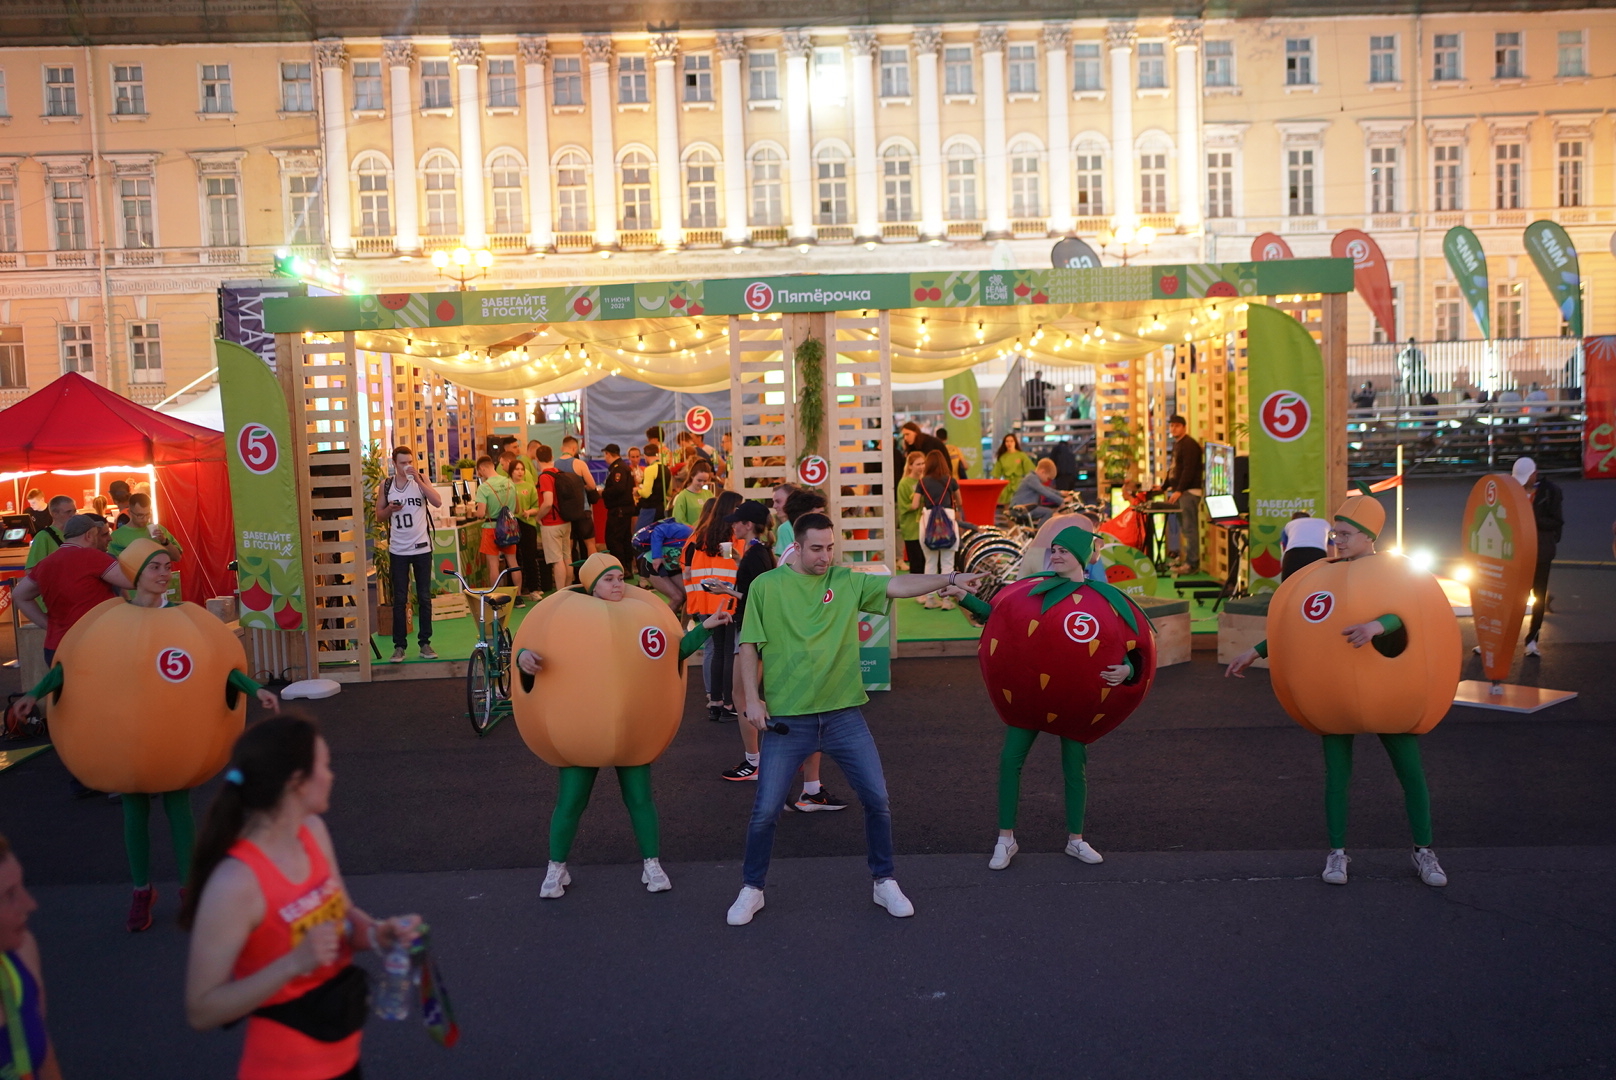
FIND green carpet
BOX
[373,604,535,664]
[895,598,981,641]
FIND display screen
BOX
[1205,494,1241,521]
[2,527,26,542]
[1203,441,1235,498]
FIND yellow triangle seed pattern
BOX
[1087,640,1099,656]
[1046,712,1058,724]
[1026,620,1039,636]
[1091,712,1105,725]
[1039,673,1051,689]
[1100,687,1110,701]
[1127,640,1137,651]
[989,638,999,655]
[1002,688,1013,703]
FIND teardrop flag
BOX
[1522,220,1583,338]
[1251,234,1294,262]
[1442,226,1491,338]
[1331,230,1396,341]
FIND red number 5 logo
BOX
[1259,391,1311,443]
[156,647,194,682]
[639,627,668,659]
[1301,591,1335,623]
[743,282,774,311]
[237,424,279,475]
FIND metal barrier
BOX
[1347,338,1584,400]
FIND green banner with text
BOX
[941,369,983,477]
[1442,226,1492,338]
[1523,220,1583,338]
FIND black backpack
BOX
[550,466,588,522]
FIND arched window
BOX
[882,146,913,223]
[423,152,458,235]
[816,146,848,225]
[685,149,718,228]
[750,148,783,226]
[1010,140,1042,218]
[946,144,978,220]
[489,153,524,233]
[1074,138,1106,216]
[555,151,589,233]
[355,156,390,237]
[620,151,653,229]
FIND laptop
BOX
[1205,494,1245,526]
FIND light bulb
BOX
[474,249,493,268]
[637,335,646,350]
[1137,226,1157,246]
[431,250,449,268]
[452,247,470,266]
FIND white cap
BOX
[1511,457,1537,485]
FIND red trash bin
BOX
[957,479,1008,527]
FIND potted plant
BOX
[455,457,477,481]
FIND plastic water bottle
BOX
[374,942,413,1021]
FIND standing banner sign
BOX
[1582,336,1616,479]
[1251,234,1294,262]
[1442,226,1491,338]
[1244,305,1329,593]
[1462,474,1537,680]
[941,369,982,478]
[1331,230,1397,340]
[216,339,308,631]
[1522,220,1583,338]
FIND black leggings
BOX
[705,621,737,705]
[1525,552,1553,643]
[1281,546,1327,580]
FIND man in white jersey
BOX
[379,446,443,663]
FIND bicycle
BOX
[451,568,516,736]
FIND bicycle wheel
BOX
[496,625,513,699]
[466,647,497,735]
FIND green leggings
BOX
[122,791,195,889]
[548,764,660,862]
[998,727,1088,835]
[1323,733,1432,849]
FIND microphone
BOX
[765,722,791,735]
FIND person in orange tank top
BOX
[181,713,421,1080]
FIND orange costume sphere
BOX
[48,598,249,793]
[1267,554,1460,735]
[511,584,688,767]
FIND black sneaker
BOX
[706,704,725,722]
[717,704,738,723]
[794,788,848,812]
[722,761,759,781]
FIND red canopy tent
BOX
[0,373,234,603]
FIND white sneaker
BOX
[540,861,570,899]
[1524,641,1541,657]
[1412,847,1448,887]
[726,885,765,925]
[1064,838,1103,864]
[989,837,1018,870]
[872,878,915,917]
[1322,850,1350,885]
[1472,645,1482,655]
[642,858,672,893]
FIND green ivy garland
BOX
[795,336,825,460]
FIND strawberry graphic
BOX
[688,303,703,316]
[670,296,686,309]
[379,294,411,310]
[1159,275,1180,295]
[573,296,594,316]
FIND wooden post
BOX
[276,331,319,680]
[1321,291,1350,516]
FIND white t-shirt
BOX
[1281,516,1331,552]
[387,474,431,556]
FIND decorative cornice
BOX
[1171,19,1203,50]
[650,33,680,63]
[315,38,347,68]
[1485,115,1533,141]
[35,153,91,179]
[978,24,1007,54]
[451,37,483,67]
[911,26,941,57]
[383,38,415,67]
[189,150,248,174]
[1105,22,1136,52]
[848,27,877,58]
[583,34,614,65]
[1358,118,1411,145]
[783,29,813,59]
[102,151,161,176]
[269,147,322,171]
[1041,24,1070,52]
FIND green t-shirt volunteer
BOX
[108,523,183,560]
[514,478,539,523]
[738,564,890,716]
[772,520,794,558]
[670,486,713,528]
[895,475,921,541]
[476,474,518,530]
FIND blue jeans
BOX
[390,551,434,647]
[741,707,895,888]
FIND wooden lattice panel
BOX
[726,315,796,500]
[824,312,896,569]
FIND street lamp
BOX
[430,246,494,290]
[1096,223,1157,266]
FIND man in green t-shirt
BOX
[473,456,523,592]
[24,495,75,571]
[727,512,982,926]
[107,493,183,562]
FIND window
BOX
[129,323,162,383]
[620,152,653,229]
[1287,148,1315,216]
[1494,143,1522,209]
[115,65,146,115]
[1074,145,1105,215]
[552,57,582,106]
[487,58,517,107]
[1495,281,1522,338]
[1072,43,1103,91]
[1433,144,1462,211]
[0,327,23,389]
[490,154,523,232]
[60,325,93,375]
[881,146,913,222]
[1557,140,1584,208]
[285,175,321,244]
[1369,36,1397,83]
[1138,42,1165,89]
[618,55,648,104]
[555,151,589,232]
[812,49,845,104]
[1139,151,1167,213]
[685,150,718,228]
[120,178,154,247]
[1494,32,1521,79]
[1206,151,1234,218]
[880,48,909,97]
[45,66,76,116]
[0,71,7,117]
[352,61,382,111]
[1010,142,1041,217]
[201,64,233,113]
[684,55,713,102]
[749,52,778,100]
[356,158,391,236]
[1008,44,1038,93]
[0,181,15,251]
[944,46,973,95]
[1285,39,1313,86]
[1432,34,1461,81]
[1204,41,1234,86]
[1557,30,1586,77]
[421,59,452,109]
[750,148,783,225]
[946,145,977,220]
[52,182,86,249]
[816,147,848,225]
[423,153,458,234]
[205,176,241,245]
[1370,146,1398,213]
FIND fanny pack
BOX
[251,964,370,1042]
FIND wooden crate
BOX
[1135,596,1191,667]
[1217,593,1272,667]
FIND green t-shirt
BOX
[514,479,539,520]
[738,564,890,716]
[772,519,795,558]
[24,529,60,570]
[476,474,517,530]
[895,475,921,541]
[670,487,713,528]
[108,523,182,560]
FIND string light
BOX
[637,334,646,350]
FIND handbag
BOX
[921,481,957,551]
[250,964,370,1042]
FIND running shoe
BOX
[540,861,570,899]
[1412,848,1448,887]
[722,761,758,781]
[642,858,672,893]
[390,647,406,664]
[872,879,915,918]
[794,788,848,812]
[1065,838,1104,864]
[989,837,1018,870]
[127,886,156,932]
[1524,641,1541,657]
[727,886,766,925]
[718,704,739,723]
[1322,850,1350,885]
[706,704,726,723]
[419,645,439,661]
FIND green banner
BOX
[216,339,308,632]
[1244,305,1329,594]
[1442,226,1491,338]
[1523,220,1583,338]
[940,369,983,477]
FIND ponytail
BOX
[178,712,320,930]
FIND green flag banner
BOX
[1245,304,1329,593]
[1523,220,1583,338]
[1442,226,1491,338]
[941,369,983,477]
[217,340,308,631]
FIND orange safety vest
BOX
[683,543,737,615]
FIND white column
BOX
[717,32,749,244]
[914,27,944,238]
[452,37,486,246]
[783,29,814,243]
[980,25,1010,236]
[1173,20,1204,232]
[1107,22,1137,228]
[849,28,879,242]
[519,36,554,249]
[584,35,617,248]
[1043,24,1073,233]
[316,40,352,254]
[651,33,684,249]
[384,39,420,253]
